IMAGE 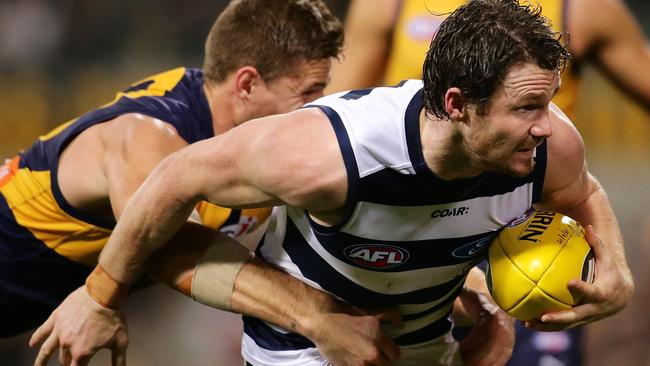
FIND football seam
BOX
[496,238,535,311]
[498,236,572,310]
[537,239,575,305]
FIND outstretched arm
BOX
[145,227,401,366]
[30,109,379,365]
[531,105,634,331]
[97,108,347,291]
[569,0,650,108]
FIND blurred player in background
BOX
[327,0,650,364]
[36,1,633,365]
[0,0,403,364]
[328,0,650,110]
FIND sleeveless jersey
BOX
[0,67,269,267]
[383,0,579,119]
[241,80,547,365]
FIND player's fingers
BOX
[58,346,72,366]
[371,354,393,366]
[529,302,597,330]
[112,342,128,366]
[567,278,600,302]
[372,307,404,328]
[377,334,401,362]
[584,225,608,261]
[33,334,58,366]
[523,319,565,332]
[112,351,127,366]
[70,354,91,366]
[29,312,56,347]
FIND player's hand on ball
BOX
[307,304,402,366]
[525,225,634,331]
[458,288,515,366]
[29,286,128,366]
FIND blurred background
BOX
[0,0,648,365]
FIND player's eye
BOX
[518,104,539,112]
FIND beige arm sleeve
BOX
[191,236,253,311]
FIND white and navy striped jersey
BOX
[242,80,547,365]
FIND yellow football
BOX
[486,209,595,321]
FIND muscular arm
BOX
[100,114,189,218]
[95,109,398,364]
[143,224,342,338]
[326,0,399,93]
[32,110,401,365]
[98,108,347,288]
[100,112,356,329]
[569,0,650,107]
[531,105,633,328]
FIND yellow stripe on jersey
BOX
[0,167,111,266]
[39,119,76,142]
[197,201,233,229]
[197,201,272,240]
[104,67,187,105]
[39,68,187,143]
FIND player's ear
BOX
[234,66,262,100]
[444,87,466,122]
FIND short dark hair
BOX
[203,0,344,83]
[423,0,570,119]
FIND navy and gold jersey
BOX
[1,68,214,267]
[0,68,269,337]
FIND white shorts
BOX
[241,331,462,366]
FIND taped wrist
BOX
[191,237,253,311]
[85,265,128,309]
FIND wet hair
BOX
[423,0,570,119]
[203,0,344,83]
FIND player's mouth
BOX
[516,139,544,152]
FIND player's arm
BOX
[96,108,401,364]
[531,105,634,330]
[147,232,401,366]
[97,108,347,289]
[29,114,191,366]
[31,111,398,366]
[569,0,650,107]
[326,0,399,93]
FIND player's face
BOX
[464,62,558,177]
[244,58,331,120]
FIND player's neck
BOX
[419,110,485,181]
[203,80,237,135]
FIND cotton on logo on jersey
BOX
[344,244,410,270]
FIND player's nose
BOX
[530,113,553,138]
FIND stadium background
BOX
[0,0,648,364]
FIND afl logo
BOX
[344,244,410,270]
[452,236,494,258]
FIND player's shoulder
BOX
[99,114,185,155]
[548,103,584,153]
[310,79,423,112]
[542,103,586,194]
[105,113,180,137]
